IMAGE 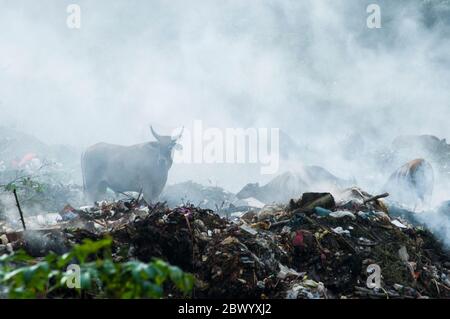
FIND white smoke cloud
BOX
[0,0,450,193]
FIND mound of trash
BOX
[161,180,236,210]
[1,188,449,299]
[236,168,352,205]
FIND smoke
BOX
[416,207,450,248]
[1,1,450,241]
[0,1,449,143]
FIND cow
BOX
[383,158,434,209]
[81,126,183,203]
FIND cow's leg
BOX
[84,179,96,203]
[142,188,154,204]
[85,184,97,203]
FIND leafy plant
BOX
[0,238,195,299]
[3,176,45,194]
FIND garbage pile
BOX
[161,180,266,219]
[1,187,449,299]
[161,180,236,211]
[236,168,352,205]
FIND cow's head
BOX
[150,126,183,168]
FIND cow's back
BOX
[82,142,166,199]
[82,143,125,190]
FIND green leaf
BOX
[0,238,194,298]
[80,272,92,289]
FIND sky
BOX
[1,0,450,190]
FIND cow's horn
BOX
[150,126,162,141]
[173,126,184,141]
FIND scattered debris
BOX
[161,180,236,211]
[236,168,351,204]
[1,187,449,299]
[391,219,408,229]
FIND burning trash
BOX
[1,188,449,299]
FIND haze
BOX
[1,0,450,191]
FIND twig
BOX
[433,279,450,292]
[13,188,26,230]
[269,219,290,229]
[363,193,389,205]
[117,191,135,200]
[135,188,143,203]
[354,286,399,299]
